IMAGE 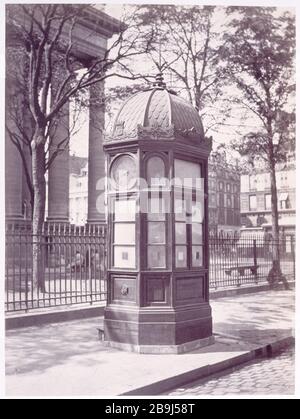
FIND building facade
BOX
[69,156,89,226]
[240,162,296,238]
[5,6,120,226]
[208,152,241,237]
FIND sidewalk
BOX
[5,290,295,397]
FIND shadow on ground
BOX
[5,318,116,376]
[5,290,295,376]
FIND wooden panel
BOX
[146,278,165,303]
[176,276,204,302]
[112,276,136,303]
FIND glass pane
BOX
[147,245,166,268]
[114,199,136,222]
[192,200,204,223]
[147,156,165,186]
[148,222,165,244]
[175,223,186,244]
[111,155,136,190]
[192,246,203,267]
[114,223,135,245]
[175,245,187,268]
[174,159,202,188]
[192,223,203,244]
[174,198,186,221]
[148,197,166,221]
[114,246,136,268]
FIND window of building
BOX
[241,175,250,193]
[226,183,231,192]
[219,181,224,191]
[265,194,271,210]
[249,195,257,211]
[233,196,239,209]
[210,179,216,190]
[209,193,216,207]
[264,174,271,189]
[219,193,224,208]
[280,200,286,209]
[249,175,257,190]
[279,193,289,210]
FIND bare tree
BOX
[129,5,232,135]
[223,7,295,289]
[5,4,153,290]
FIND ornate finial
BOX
[153,72,166,89]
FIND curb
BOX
[5,304,105,330]
[119,336,295,396]
[210,281,295,299]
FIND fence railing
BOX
[209,234,295,290]
[5,223,107,312]
[5,225,295,313]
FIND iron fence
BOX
[209,234,295,289]
[5,223,107,312]
[5,225,295,313]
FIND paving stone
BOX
[165,348,295,396]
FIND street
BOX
[166,347,295,396]
[5,290,294,397]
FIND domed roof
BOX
[111,77,204,141]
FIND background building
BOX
[5,6,119,226]
[208,151,241,237]
[69,156,89,226]
[240,158,296,239]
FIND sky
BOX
[70,3,295,161]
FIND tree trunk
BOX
[32,134,46,292]
[267,162,290,290]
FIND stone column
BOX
[47,96,70,223]
[87,81,106,223]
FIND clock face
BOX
[110,155,137,190]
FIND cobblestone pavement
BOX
[166,348,295,396]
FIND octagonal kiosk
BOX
[103,75,214,353]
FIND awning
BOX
[279,192,289,201]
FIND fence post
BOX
[291,235,295,282]
[253,239,258,284]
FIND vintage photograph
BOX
[3,1,296,399]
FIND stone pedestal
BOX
[104,304,213,354]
